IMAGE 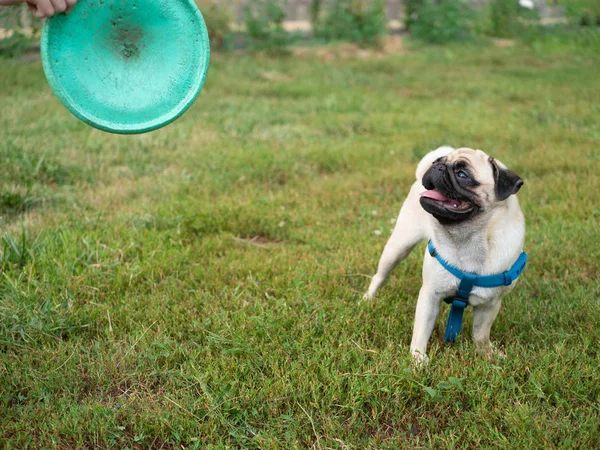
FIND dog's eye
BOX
[456,170,469,179]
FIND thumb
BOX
[27,3,45,19]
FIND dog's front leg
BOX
[409,285,442,364]
[364,233,419,300]
[472,298,503,357]
[364,183,428,300]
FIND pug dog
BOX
[364,146,525,363]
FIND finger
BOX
[27,3,45,19]
[50,0,67,14]
[35,0,56,18]
[64,0,77,15]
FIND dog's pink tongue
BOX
[420,190,449,202]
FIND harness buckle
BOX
[444,298,469,343]
[457,273,477,300]
[503,272,513,286]
[444,297,468,308]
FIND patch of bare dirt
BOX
[293,35,409,62]
[233,235,284,248]
[494,38,517,48]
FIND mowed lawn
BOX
[1,37,599,448]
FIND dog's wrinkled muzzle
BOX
[422,163,444,190]
[419,163,477,223]
[422,163,455,195]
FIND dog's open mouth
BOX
[420,190,473,212]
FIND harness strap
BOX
[427,240,527,343]
[427,241,528,288]
[444,298,468,343]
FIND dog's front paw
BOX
[361,292,374,302]
[475,341,506,360]
[487,344,506,360]
[411,349,430,367]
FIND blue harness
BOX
[427,241,528,343]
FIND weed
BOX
[0,31,32,59]
[405,0,425,31]
[309,0,323,32]
[410,0,477,44]
[0,189,36,215]
[560,0,600,24]
[0,4,42,58]
[195,0,233,50]
[317,0,387,48]
[486,0,540,38]
[244,0,289,53]
[1,229,39,270]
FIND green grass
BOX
[560,0,600,16]
[1,36,600,448]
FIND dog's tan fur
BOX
[365,146,525,364]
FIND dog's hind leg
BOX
[364,182,429,300]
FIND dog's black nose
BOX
[422,163,448,190]
[432,164,448,181]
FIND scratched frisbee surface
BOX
[41,0,210,134]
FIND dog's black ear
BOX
[489,157,524,201]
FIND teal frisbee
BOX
[41,0,210,134]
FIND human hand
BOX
[26,0,78,19]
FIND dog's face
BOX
[419,148,523,224]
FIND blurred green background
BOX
[1,1,599,448]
